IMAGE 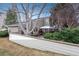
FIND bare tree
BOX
[15,3,47,35]
[50,3,78,30]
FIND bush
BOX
[43,33,53,39]
[43,27,79,44]
[0,30,9,37]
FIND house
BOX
[7,24,19,33]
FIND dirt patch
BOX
[0,37,65,56]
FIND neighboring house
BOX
[7,24,19,33]
[32,17,51,29]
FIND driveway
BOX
[9,33,79,56]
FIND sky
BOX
[0,3,56,20]
[0,3,11,11]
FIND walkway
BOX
[9,33,79,56]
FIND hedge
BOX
[43,27,79,44]
[0,30,9,37]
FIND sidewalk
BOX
[9,34,79,56]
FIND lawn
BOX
[0,49,13,56]
[0,37,64,56]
